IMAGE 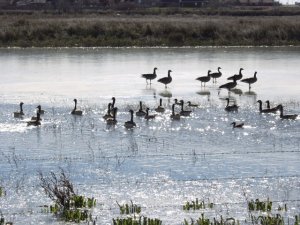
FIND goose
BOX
[187,101,199,108]
[231,122,244,128]
[106,107,118,125]
[170,104,180,120]
[27,112,41,126]
[145,108,156,120]
[225,98,239,112]
[241,71,257,90]
[257,100,275,113]
[110,97,116,111]
[265,100,278,113]
[136,101,146,117]
[196,70,211,86]
[124,110,136,128]
[71,99,83,116]
[219,77,237,92]
[103,103,113,120]
[210,67,222,83]
[227,68,243,81]
[141,67,157,84]
[277,105,298,120]
[14,102,24,118]
[180,100,192,116]
[155,98,165,113]
[158,70,172,88]
[31,105,44,121]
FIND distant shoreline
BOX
[1,8,300,47]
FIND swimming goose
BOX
[103,103,113,120]
[141,67,157,84]
[155,98,165,113]
[136,101,146,117]
[228,68,243,81]
[257,100,274,113]
[71,99,83,116]
[170,104,180,120]
[14,102,24,118]
[219,77,237,92]
[124,110,136,128]
[210,67,222,83]
[145,108,156,120]
[241,71,257,90]
[196,70,211,86]
[277,105,298,120]
[180,100,192,116]
[231,122,244,128]
[187,101,199,108]
[31,105,44,121]
[265,100,278,113]
[158,70,172,88]
[110,97,116,111]
[106,107,118,125]
[225,98,239,112]
[27,112,41,126]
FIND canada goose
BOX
[241,71,257,90]
[277,105,298,120]
[219,77,237,92]
[106,107,118,125]
[196,70,211,86]
[265,100,278,113]
[136,101,146,117]
[228,68,243,81]
[110,97,116,110]
[231,122,244,128]
[180,100,192,116]
[158,70,172,88]
[155,98,165,113]
[14,102,24,118]
[103,103,113,120]
[141,67,157,84]
[31,105,44,121]
[124,110,136,128]
[27,112,41,126]
[210,67,222,83]
[170,104,180,120]
[145,108,156,120]
[225,98,239,112]
[187,101,199,108]
[71,99,83,116]
[257,100,275,113]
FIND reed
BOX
[248,198,272,212]
[117,200,142,215]
[183,214,238,225]
[183,198,214,211]
[112,216,162,225]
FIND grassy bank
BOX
[0,13,300,47]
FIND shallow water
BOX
[0,47,299,225]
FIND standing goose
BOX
[227,68,243,81]
[124,110,136,128]
[170,104,180,120]
[231,122,244,128]
[210,67,222,83]
[14,102,24,118]
[155,98,165,113]
[265,100,278,113]
[136,101,146,117]
[277,105,298,120]
[71,99,83,116]
[106,107,118,125]
[241,71,257,90]
[257,100,274,113]
[179,100,192,116]
[196,70,211,86]
[225,98,239,112]
[219,77,237,93]
[103,103,113,120]
[141,67,157,84]
[145,108,156,120]
[27,112,41,126]
[158,70,172,88]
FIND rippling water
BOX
[0,47,299,225]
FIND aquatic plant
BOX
[117,200,142,215]
[0,187,3,197]
[112,216,162,225]
[38,169,96,223]
[183,214,238,225]
[248,198,272,212]
[183,198,214,211]
[250,214,284,225]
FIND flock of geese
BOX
[10,67,298,128]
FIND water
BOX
[0,47,299,225]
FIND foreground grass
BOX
[0,13,300,47]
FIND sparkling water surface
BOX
[0,47,299,225]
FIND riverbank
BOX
[1,10,300,47]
